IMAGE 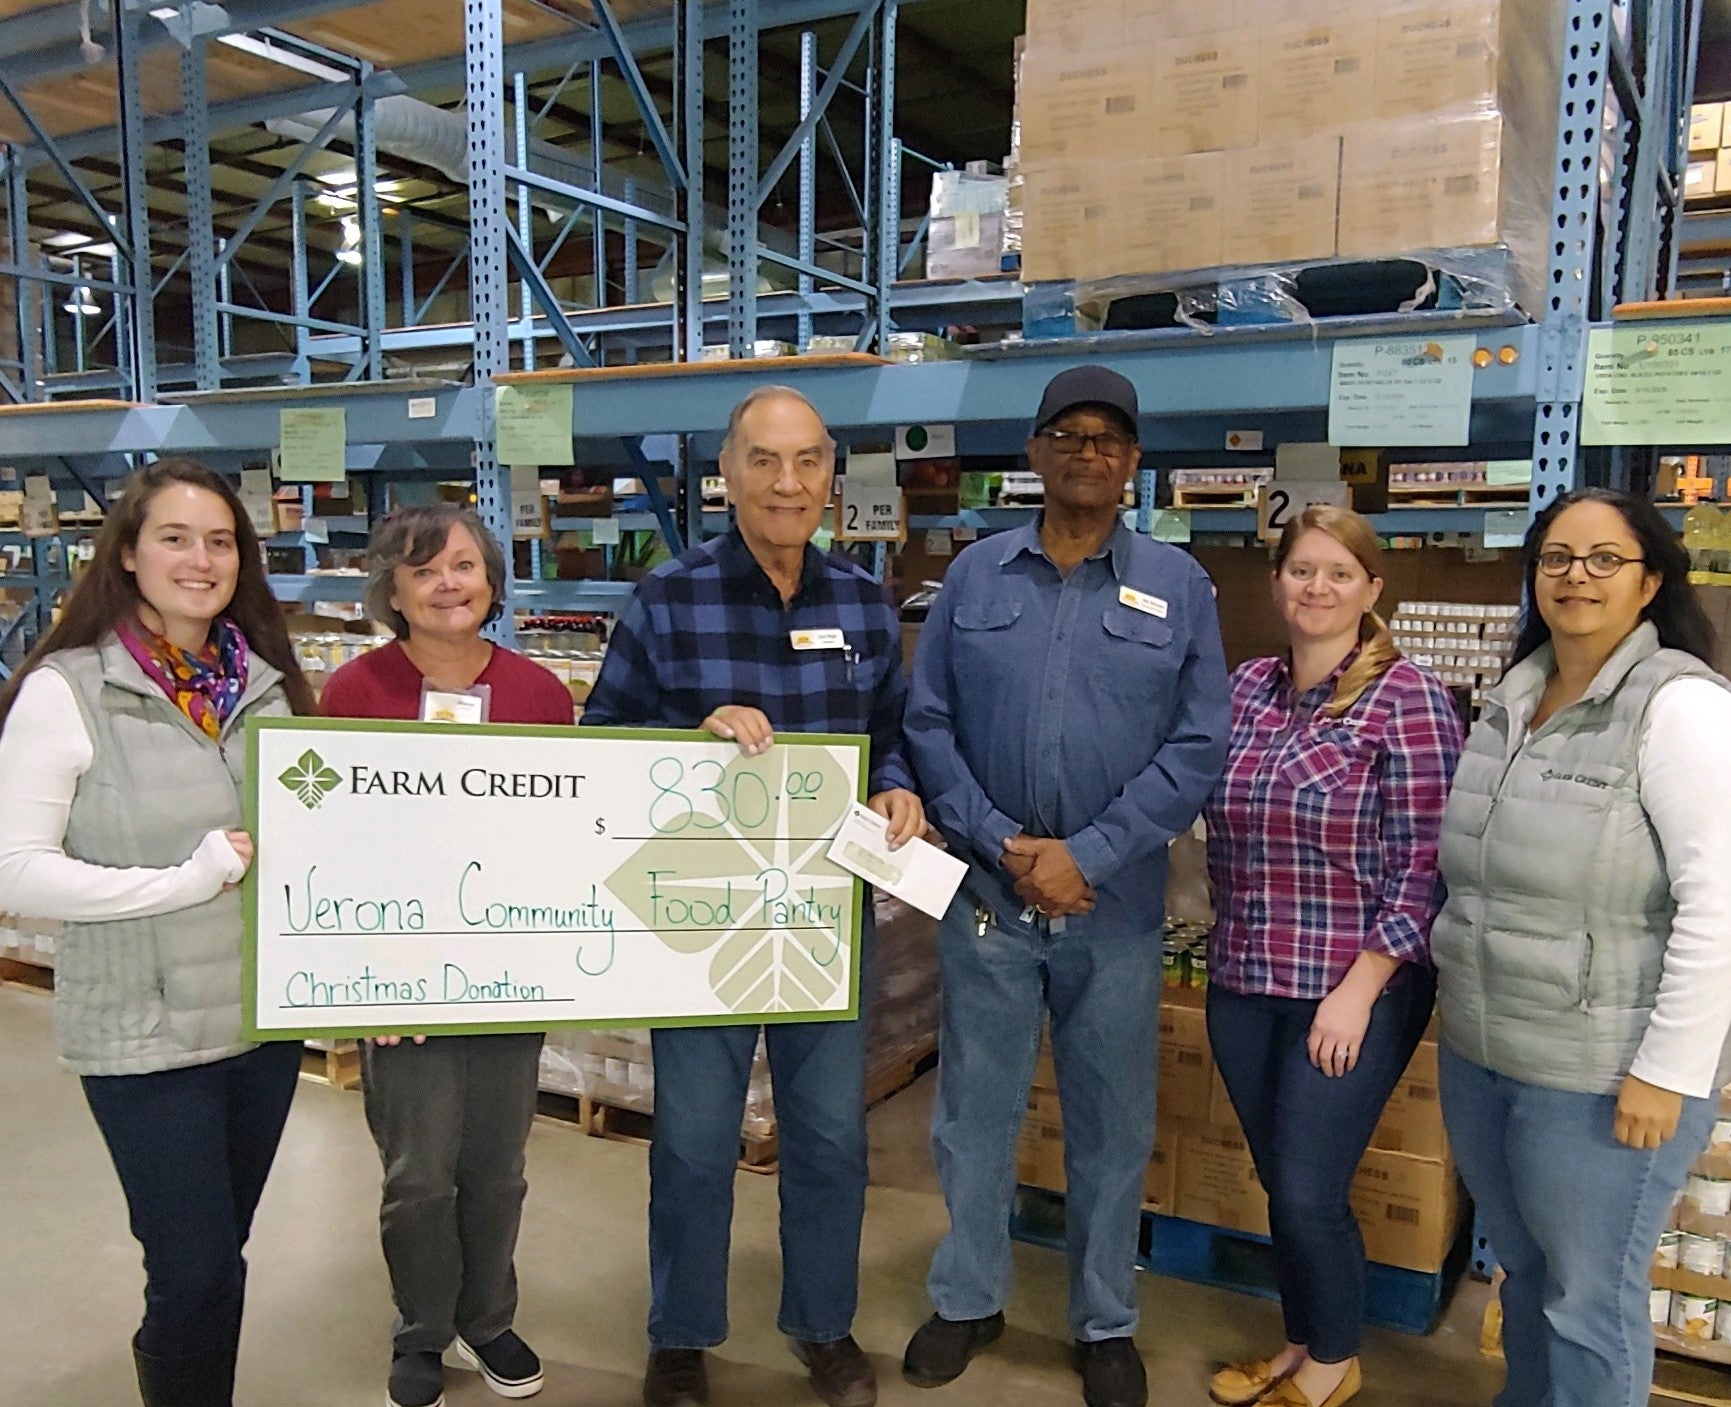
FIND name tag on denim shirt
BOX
[790,628,846,650]
[1118,585,1169,619]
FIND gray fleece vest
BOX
[1432,621,1729,1095]
[48,635,288,1075]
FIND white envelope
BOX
[826,801,967,921]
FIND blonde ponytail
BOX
[1324,609,1401,717]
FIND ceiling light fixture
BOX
[63,285,100,316]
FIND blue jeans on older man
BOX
[926,899,1161,1342]
[1441,1044,1716,1407]
[647,998,870,1349]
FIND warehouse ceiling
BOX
[0,0,1022,318]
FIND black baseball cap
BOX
[1032,365,1139,437]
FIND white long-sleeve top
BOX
[0,668,245,922]
[1630,675,1731,1098]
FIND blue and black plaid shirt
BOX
[581,528,914,796]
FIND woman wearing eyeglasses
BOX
[1432,488,1731,1407]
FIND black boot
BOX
[132,1335,235,1407]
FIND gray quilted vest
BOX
[1432,621,1730,1095]
[47,634,289,1075]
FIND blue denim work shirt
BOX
[905,520,1231,938]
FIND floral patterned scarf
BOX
[119,617,250,741]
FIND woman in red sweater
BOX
[322,504,572,1407]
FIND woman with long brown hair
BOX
[1201,507,1463,1407]
[0,458,313,1407]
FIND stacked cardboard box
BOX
[1018,986,1462,1274]
[1686,103,1729,203]
[1016,0,1562,314]
[540,893,940,1139]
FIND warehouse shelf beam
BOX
[466,0,514,641]
[181,38,220,392]
[589,0,684,194]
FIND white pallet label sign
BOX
[1257,480,1351,543]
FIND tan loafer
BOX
[1209,1359,1288,1406]
[1262,1359,1362,1407]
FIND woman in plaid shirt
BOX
[1202,507,1463,1407]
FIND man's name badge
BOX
[1119,586,1169,619]
[790,628,846,651]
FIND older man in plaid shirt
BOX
[582,385,923,1407]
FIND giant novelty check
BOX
[244,718,865,1039]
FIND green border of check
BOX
[243,716,868,1041]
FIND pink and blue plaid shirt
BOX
[1205,652,1464,1000]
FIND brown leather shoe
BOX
[791,1335,878,1407]
[1262,1359,1362,1407]
[643,1348,709,1407]
[1210,1358,1290,1405]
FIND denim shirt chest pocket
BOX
[951,598,1024,682]
[1091,603,1177,697]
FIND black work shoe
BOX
[1072,1338,1148,1407]
[791,1334,878,1407]
[643,1349,710,1407]
[132,1336,235,1407]
[457,1329,544,1398]
[387,1350,446,1407]
[901,1312,1006,1387]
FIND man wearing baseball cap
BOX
[902,365,1230,1407]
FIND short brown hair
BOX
[363,504,507,640]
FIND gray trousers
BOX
[359,1033,544,1354]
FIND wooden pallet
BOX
[1387,484,1531,507]
[0,956,53,993]
[1654,1354,1731,1405]
[298,1041,362,1090]
[1171,485,1260,509]
[537,1044,939,1176]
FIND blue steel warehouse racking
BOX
[0,0,1704,669]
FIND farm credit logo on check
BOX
[279,750,342,810]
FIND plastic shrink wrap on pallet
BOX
[1014,0,1565,326]
[539,892,938,1140]
[924,165,1010,281]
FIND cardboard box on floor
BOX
[1018,992,1460,1272]
[1015,1084,1181,1214]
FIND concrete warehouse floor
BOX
[0,986,1513,1407]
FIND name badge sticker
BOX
[420,682,491,724]
[1119,586,1169,619]
[790,628,846,651]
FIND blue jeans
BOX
[648,1012,869,1349]
[927,900,1160,1341]
[1206,966,1436,1364]
[81,1042,302,1361]
[1440,1045,1716,1407]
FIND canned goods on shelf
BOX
[1655,1230,1682,1269]
[1688,1174,1731,1218]
[1651,1288,1673,1326]
[1680,1232,1724,1277]
[1673,1294,1719,1341]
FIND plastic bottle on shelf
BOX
[1711,505,1731,577]
[1683,504,1718,574]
